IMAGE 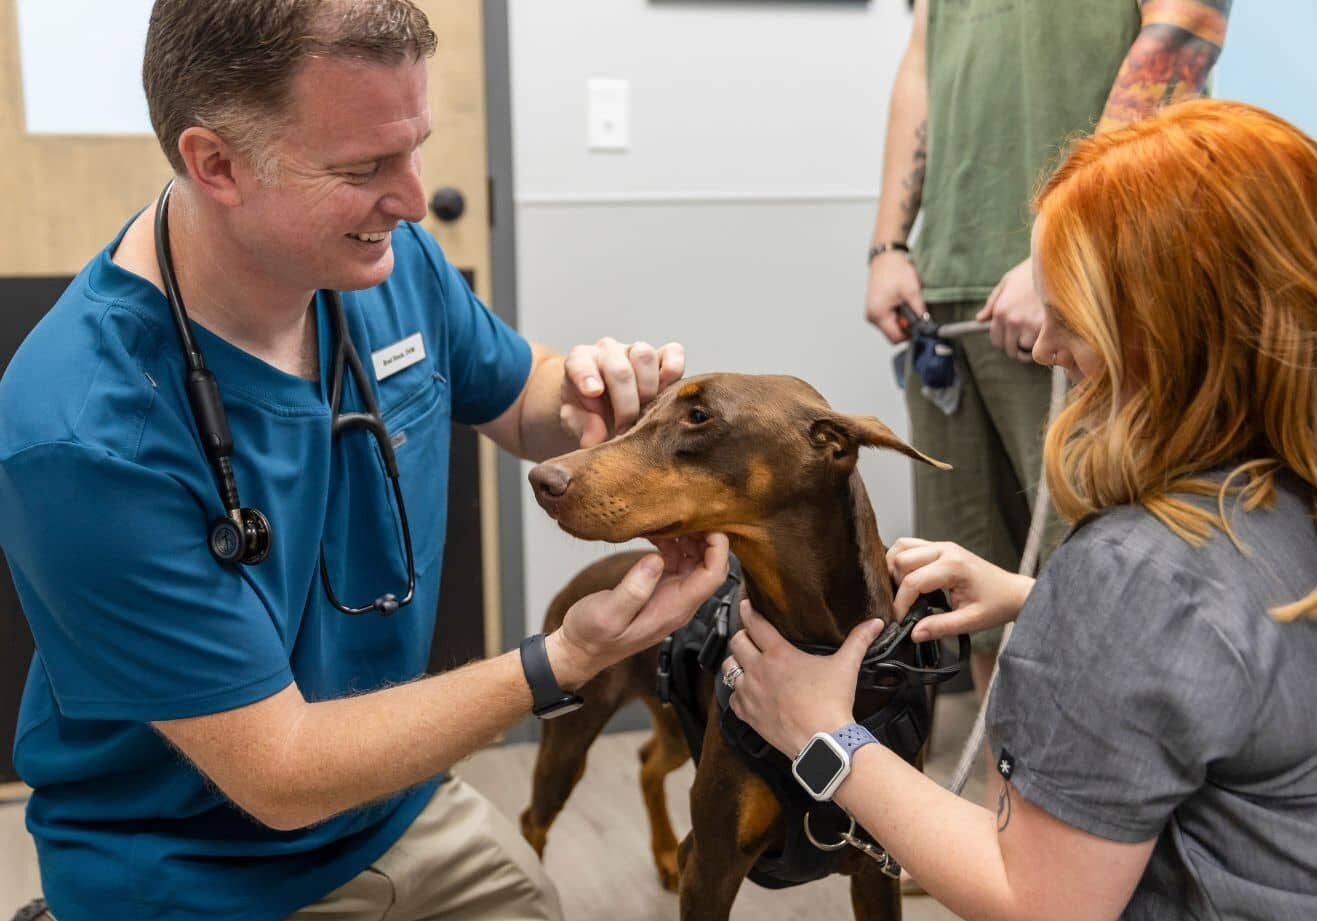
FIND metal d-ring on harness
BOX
[656,555,969,888]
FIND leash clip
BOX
[802,812,902,880]
[841,827,902,880]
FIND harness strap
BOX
[657,555,743,764]
[795,591,971,689]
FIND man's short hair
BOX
[143,0,438,183]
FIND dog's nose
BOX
[529,463,572,500]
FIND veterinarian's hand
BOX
[723,601,887,757]
[977,257,1044,363]
[886,538,1035,642]
[560,338,686,447]
[865,252,926,344]
[548,532,729,689]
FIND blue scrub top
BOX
[0,220,532,921]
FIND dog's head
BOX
[529,372,948,542]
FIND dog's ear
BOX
[810,415,952,471]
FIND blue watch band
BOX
[831,722,879,758]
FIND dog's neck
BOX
[728,469,895,649]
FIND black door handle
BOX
[429,187,466,223]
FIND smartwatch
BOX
[520,633,585,719]
[791,723,879,801]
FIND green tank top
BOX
[914,0,1141,303]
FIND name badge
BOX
[371,332,426,381]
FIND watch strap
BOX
[831,722,879,758]
[519,633,574,715]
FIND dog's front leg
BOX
[678,723,781,921]
[850,862,902,921]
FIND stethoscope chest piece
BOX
[209,508,272,565]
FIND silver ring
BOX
[722,665,744,690]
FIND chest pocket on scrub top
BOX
[379,369,450,575]
[324,368,451,606]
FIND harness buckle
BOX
[656,636,674,703]
[697,599,732,671]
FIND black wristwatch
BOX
[520,633,585,719]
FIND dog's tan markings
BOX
[724,528,788,615]
[677,382,703,400]
[735,774,782,853]
[566,464,729,541]
[744,460,774,501]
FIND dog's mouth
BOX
[549,514,685,544]
[638,520,684,540]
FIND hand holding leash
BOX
[977,257,1046,363]
[865,250,926,344]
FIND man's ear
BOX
[810,415,952,470]
[177,126,243,207]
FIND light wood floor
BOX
[1,694,984,920]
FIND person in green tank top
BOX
[863,0,1232,814]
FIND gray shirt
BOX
[988,473,1317,921]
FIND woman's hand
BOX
[722,600,887,757]
[886,537,1035,642]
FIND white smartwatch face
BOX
[792,733,850,801]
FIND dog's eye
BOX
[687,408,711,425]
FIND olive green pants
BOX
[905,301,1067,652]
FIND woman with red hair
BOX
[724,99,1317,920]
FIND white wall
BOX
[1214,0,1317,134]
[509,0,916,633]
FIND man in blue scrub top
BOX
[0,3,729,920]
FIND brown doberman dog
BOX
[520,373,948,921]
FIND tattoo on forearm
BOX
[1100,0,1231,131]
[899,121,928,238]
[997,783,1013,832]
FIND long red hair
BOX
[1035,99,1317,621]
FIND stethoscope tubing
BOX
[152,180,414,615]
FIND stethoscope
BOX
[153,181,415,616]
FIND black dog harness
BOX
[657,555,969,889]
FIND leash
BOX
[944,359,1067,796]
[896,306,1068,796]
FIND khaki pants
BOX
[905,300,1068,652]
[288,777,563,921]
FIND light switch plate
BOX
[587,78,629,152]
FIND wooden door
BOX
[0,0,501,784]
